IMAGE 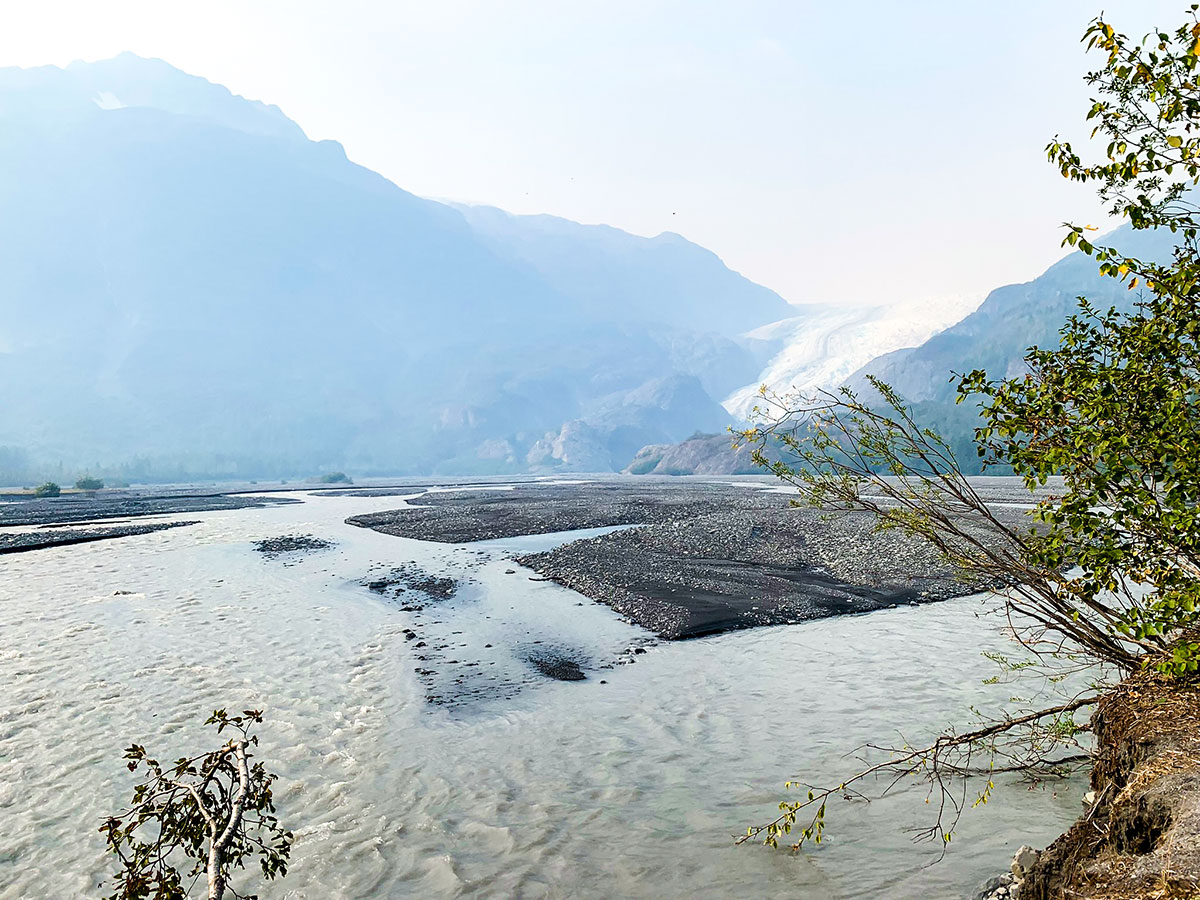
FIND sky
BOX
[0,0,1184,312]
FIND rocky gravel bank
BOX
[0,488,297,527]
[0,520,197,554]
[346,480,754,542]
[351,480,1031,639]
[516,503,996,638]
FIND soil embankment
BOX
[1021,666,1200,899]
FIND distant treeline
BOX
[0,445,378,488]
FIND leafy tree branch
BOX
[736,3,1200,851]
[100,709,292,900]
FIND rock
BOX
[1082,790,1096,806]
[972,872,1017,900]
[1011,845,1038,878]
[359,564,459,606]
[623,432,760,476]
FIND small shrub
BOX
[75,476,104,491]
[317,472,352,484]
[34,481,60,498]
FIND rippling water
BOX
[0,490,1085,899]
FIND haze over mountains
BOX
[0,54,784,481]
[1,52,1155,484]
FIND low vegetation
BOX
[75,476,104,491]
[33,481,60,497]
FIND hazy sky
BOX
[0,0,1183,310]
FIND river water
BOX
[0,487,1086,899]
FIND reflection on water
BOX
[0,490,1084,899]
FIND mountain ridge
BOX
[0,53,792,483]
[625,222,1178,476]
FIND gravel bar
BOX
[349,480,1033,640]
[0,520,198,554]
[0,488,298,527]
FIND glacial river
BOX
[0,487,1085,899]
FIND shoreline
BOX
[2,475,1141,894]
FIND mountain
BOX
[0,55,793,482]
[626,223,1177,476]
[455,205,788,339]
[0,52,305,142]
[844,222,1175,465]
[848,223,1170,404]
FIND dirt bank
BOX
[1022,666,1200,899]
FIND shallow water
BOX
[0,489,1085,899]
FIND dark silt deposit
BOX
[0,520,197,554]
[524,648,588,681]
[351,480,1035,640]
[0,487,298,528]
[361,562,460,609]
[253,534,333,557]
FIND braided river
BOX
[0,487,1084,899]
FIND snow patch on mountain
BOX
[724,295,981,420]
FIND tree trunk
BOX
[208,740,248,900]
[207,843,224,900]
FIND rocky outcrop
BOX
[624,432,758,475]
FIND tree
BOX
[738,3,1200,848]
[76,476,104,491]
[33,481,60,497]
[100,710,292,900]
